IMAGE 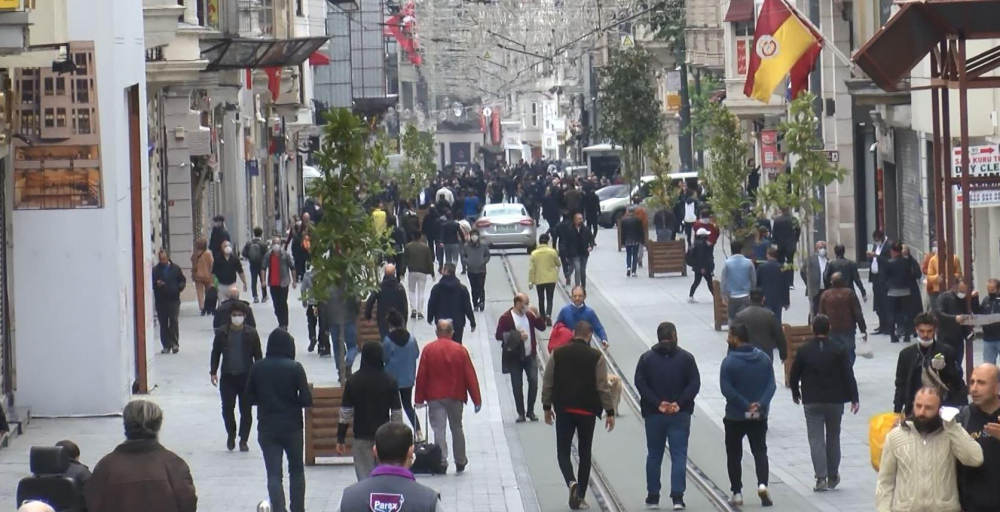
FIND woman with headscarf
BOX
[337,342,404,481]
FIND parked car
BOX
[475,203,537,253]
[598,172,699,227]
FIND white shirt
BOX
[512,309,531,354]
[818,255,828,289]
[872,241,885,274]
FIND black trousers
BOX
[156,301,180,349]
[872,280,889,331]
[292,248,308,281]
[469,272,486,307]
[556,411,597,499]
[399,387,420,432]
[270,285,290,327]
[509,356,538,417]
[690,270,715,297]
[724,418,769,493]
[427,237,439,263]
[453,323,466,344]
[587,218,599,238]
[220,372,252,441]
[306,305,317,340]
[888,294,913,340]
[536,283,556,318]
[250,263,266,300]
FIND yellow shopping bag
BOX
[869,412,901,471]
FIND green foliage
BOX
[599,47,664,188]
[688,76,723,156]
[398,124,437,204]
[644,141,680,211]
[756,92,847,221]
[642,0,686,50]
[308,108,393,302]
[700,101,754,241]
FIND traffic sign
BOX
[483,51,491,60]
[621,34,635,49]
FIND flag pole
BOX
[775,0,855,70]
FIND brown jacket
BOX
[86,439,197,512]
[819,287,866,333]
[191,249,214,285]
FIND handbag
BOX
[410,406,445,475]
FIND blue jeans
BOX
[656,228,674,241]
[645,412,691,497]
[259,427,305,512]
[625,244,640,273]
[985,340,1000,365]
[830,330,857,365]
[331,322,358,378]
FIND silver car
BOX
[475,203,538,253]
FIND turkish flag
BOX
[264,67,282,101]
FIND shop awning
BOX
[724,0,754,22]
[853,0,1000,91]
[202,37,330,71]
[308,51,331,66]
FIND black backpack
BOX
[247,239,266,264]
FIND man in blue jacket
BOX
[634,322,701,510]
[720,323,776,508]
[555,286,609,348]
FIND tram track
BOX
[497,249,738,512]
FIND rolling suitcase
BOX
[410,407,445,475]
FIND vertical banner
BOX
[760,129,781,176]
[491,110,501,144]
[737,39,749,75]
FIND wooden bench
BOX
[647,240,687,277]
[713,280,727,331]
[305,386,353,465]
[782,324,814,388]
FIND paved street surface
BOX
[2,228,990,511]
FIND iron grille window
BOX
[238,0,274,37]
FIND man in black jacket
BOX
[733,289,787,363]
[958,363,1000,512]
[559,213,595,289]
[583,185,601,238]
[152,249,186,354]
[936,281,978,370]
[789,315,859,492]
[210,303,263,452]
[867,230,892,334]
[756,247,789,322]
[771,208,799,268]
[883,242,920,343]
[337,342,403,481]
[893,313,967,415]
[620,207,646,277]
[426,264,476,343]
[979,278,1000,364]
[245,329,313,512]
[213,285,258,329]
[823,244,866,299]
[366,264,409,340]
[542,321,616,510]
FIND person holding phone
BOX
[720,323,776,508]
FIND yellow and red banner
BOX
[743,0,822,103]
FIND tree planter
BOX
[712,280,727,331]
[646,240,687,277]
[305,386,353,465]
[781,324,813,388]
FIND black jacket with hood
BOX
[426,275,476,329]
[245,329,312,431]
[337,343,402,442]
[366,275,409,333]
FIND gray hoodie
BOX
[462,241,491,274]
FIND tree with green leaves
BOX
[756,92,847,267]
[398,124,437,206]
[599,46,664,190]
[307,108,394,303]
[699,100,754,248]
[644,140,680,212]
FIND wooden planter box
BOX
[305,386,353,465]
[781,324,814,388]
[713,280,727,331]
[358,301,381,347]
[646,240,687,277]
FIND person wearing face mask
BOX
[801,241,829,317]
[262,237,297,329]
[213,285,258,330]
[976,279,1000,364]
[555,286,609,348]
[882,242,920,343]
[461,229,491,311]
[876,387,983,512]
[212,240,247,297]
[936,281,979,370]
[495,293,547,423]
[208,214,231,259]
[337,422,445,512]
[634,322,701,510]
[893,313,968,415]
[867,230,893,334]
[210,302,263,452]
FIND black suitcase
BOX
[205,286,218,315]
[410,408,445,475]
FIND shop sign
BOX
[952,144,1000,207]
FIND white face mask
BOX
[231,315,245,327]
[296,221,302,226]
[471,235,479,242]
[957,292,967,299]
[918,336,934,347]
[818,248,827,257]
[272,244,281,252]
[223,246,232,255]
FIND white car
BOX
[598,172,699,227]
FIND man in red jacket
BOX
[496,293,548,423]
[415,319,483,474]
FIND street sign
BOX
[0,0,20,10]
[666,93,681,112]
[621,34,635,49]
[823,150,839,163]
[482,107,493,117]
[665,71,681,91]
